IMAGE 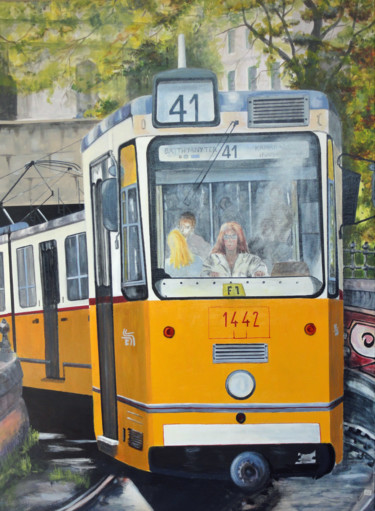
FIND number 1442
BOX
[223,311,259,328]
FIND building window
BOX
[65,233,88,301]
[248,66,257,90]
[228,70,236,91]
[17,245,36,308]
[245,28,252,48]
[0,252,5,311]
[228,29,235,54]
[271,63,281,90]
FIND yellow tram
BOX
[0,212,92,396]
[81,60,344,488]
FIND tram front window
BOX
[148,133,323,298]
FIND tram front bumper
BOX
[162,422,321,446]
[146,406,342,479]
[148,442,336,480]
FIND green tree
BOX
[0,0,222,116]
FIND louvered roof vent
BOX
[248,94,309,127]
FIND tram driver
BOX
[201,222,268,278]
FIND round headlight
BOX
[226,371,255,400]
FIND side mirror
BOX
[102,178,119,232]
[338,154,375,239]
[342,168,361,225]
[108,164,117,177]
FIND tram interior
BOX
[149,133,323,294]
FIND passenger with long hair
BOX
[165,229,203,277]
[201,222,267,278]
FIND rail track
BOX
[56,475,116,511]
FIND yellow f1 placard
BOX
[223,283,246,296]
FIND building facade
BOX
[217,26,285,92]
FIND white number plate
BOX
[156,80,215,124]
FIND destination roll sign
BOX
[152,68,220,128]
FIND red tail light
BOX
[163,326,175,338]
[304,323,317,336]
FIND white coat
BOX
[201,252,268,278]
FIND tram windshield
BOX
[148,132,323,298]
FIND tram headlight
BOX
[226,371,255,400]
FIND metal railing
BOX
[344,242,375,279]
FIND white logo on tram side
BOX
[122,329,136,346]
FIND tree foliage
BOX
[0,0,222,114]
[210,0,374,241]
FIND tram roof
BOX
[0,210,85,239]
[81,89,331,153]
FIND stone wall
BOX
[0,342,29,464]
[0,119,98,209]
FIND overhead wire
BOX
[0,135,83,182]
[3,165,81,205]
[183,120,239,206]
[1,138,84,208]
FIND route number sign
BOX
[155,80,216,125]
[153,68,219,127]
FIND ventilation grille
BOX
[128,429,143,450]
[213,344,268,363]
[248,95,309,127]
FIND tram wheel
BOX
[230,451,270,491]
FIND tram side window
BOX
[296,180,321,277]
[120,143,147,300]
[328,182,337,295]
[65,233,89,301]
[16,246,37,308]
[0,252,5,311]
[327,139,338,296]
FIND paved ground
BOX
[1,433,373,511]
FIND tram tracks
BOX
[56,475,116,511]
[54,474,155,511]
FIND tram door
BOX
[91,154,118,442]
[39,240,60,379]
